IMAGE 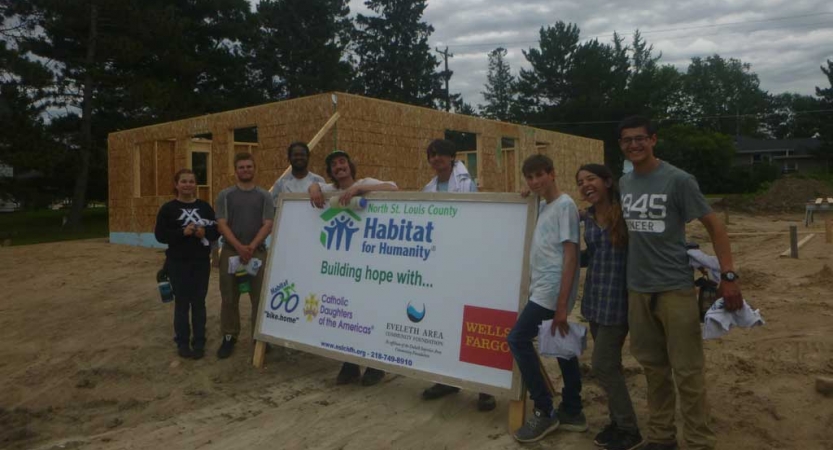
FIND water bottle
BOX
[235,267,252,293]
[156,269,174,303]
[329,196,368,210]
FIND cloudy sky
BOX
[255,0,833,106]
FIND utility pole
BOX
[435,46,453,112]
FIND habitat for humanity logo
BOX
[406,301,426,323]
[320,208,362,251]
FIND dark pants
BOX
[507,301,583,415]
[167,258,210,349]
[590,321,639,432]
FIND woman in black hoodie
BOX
[155,169,219,359]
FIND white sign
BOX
[255,192,536,397]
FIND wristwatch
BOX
[721,271,739,282]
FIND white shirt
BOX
[528,194,581,312]
[319,177,397,192]
[271,171,325,204]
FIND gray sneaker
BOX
[557,409,588,432]
[513,408,560,443]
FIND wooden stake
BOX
[508,398,526,433]
[790,225,798,258]
[826,219,832,244]
[780,233,815,258]
[252,340,266,368]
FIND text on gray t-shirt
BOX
[619,161,712,293]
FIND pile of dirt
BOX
[751,177,832,212]
[722,177,833,212]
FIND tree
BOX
[252,0,353,100]
[351,0,442,108]
[763,93,823,139]
[479,47,515,121]
[683,55,768,137]
[654,125,736,193]
[515,22,580,121]
[19,0,258,226]
[815,59,833,170]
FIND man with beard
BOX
[215,152,276,359]
[309,150,398,386]
[269,141,325,205]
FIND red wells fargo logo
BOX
[458,305,516,371]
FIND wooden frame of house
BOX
[107,92,603,247]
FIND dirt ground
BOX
[1,210,832,450]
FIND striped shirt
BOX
[580,206,629,325]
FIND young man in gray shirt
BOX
[215,152,276,359]
[617,116,742,450]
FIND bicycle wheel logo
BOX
[270,282,300,313]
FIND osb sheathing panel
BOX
[109,92,601,234]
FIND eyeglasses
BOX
[619,135,650,146]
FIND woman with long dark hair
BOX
[576,164,643,450]
[154,169,219,359]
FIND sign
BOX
[255,192,536,398]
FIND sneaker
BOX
[177,345,194,359]
[557,408,588,432]
[422,383,461,400]
[643,443,677,450]
[606,429,646,450]
[513,408,559,443]
[361,367,385,386]
[477,393,496,412]
[336,363,361,385]
[216,335,236,359]
[594,422,618,447]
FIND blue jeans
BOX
[507,301,583,415]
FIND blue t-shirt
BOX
[528,194,581,312]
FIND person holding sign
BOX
[269,141,325,205]
[508,154,585,443]
[154,169,220,359]
[576,164,644,450]
[417,139,495,412]
[215,152,276,360]
[618,116,742,450]
[309,149,398,386]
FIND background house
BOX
[734,136,827,174]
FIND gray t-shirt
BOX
[619,161,712,292]
[215,185,275,248]
[270,171,325,205]
[528,194,581,312]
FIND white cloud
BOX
[250,0,833,105]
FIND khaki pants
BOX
[628,289,716,450]
[219,246,267,339]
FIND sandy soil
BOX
[1,211,832,450]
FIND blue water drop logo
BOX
[406,302,426,323]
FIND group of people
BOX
[508,116,742,450]
[153,115,743,450]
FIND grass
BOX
[0,208,108,246]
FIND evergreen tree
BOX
[252,0,353,100]
[479,47,516,121]
[351,0,442,107]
